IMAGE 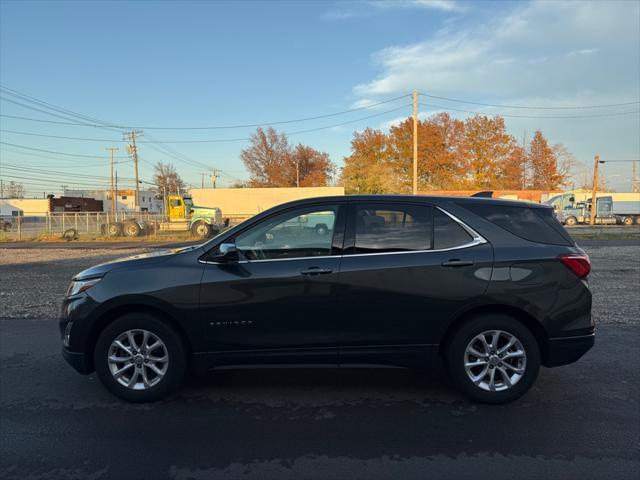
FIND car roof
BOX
[276,194,551,210]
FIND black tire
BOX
[123,220,141,237]
[635,217,640,225]
[564,216,577,226]
[314,223,329,236]
[622,216,633,226]
[94,313,187,403]
[446,314,540,404]
[107,222,123,237]
[191,221,212,238]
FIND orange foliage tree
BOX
[341,114,570,193]
[240,127,335,187]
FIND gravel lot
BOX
[1,240,639,479]
[1,241,638,324]
[0,248,145,318]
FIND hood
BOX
[74,245,203,280]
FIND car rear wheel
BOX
[622,216,633,226]
[446,314,540,404]
[564,216,577,226]
[94,313,186,402]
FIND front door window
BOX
[235,207,337,260]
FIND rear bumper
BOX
[543,332,595,367]
[62,347,92,375]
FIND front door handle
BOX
[441,259,474,267]
[300,267,333,275]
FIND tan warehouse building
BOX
[189,186,345,221]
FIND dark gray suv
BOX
[60,195,594,403]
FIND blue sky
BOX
[1,0,638,195]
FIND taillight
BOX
[560,254,591,278]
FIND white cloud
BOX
[372,0,464,12]
[322,0,464,21]
[351,0,640,188]
[353,1,639,102]
[565,48,599,57]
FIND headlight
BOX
[67,278,101,297]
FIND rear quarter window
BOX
[461,203,574,246]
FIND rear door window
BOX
[462,203,573,246]
[353,204,432,254]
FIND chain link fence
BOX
[0,212,169,240]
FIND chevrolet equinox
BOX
[60,195,594,403]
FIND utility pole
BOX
[0,179,3,198]
[521,129,527,190]
[200,173,206,189]
[60,185,68,195]
[295,159,300,188]
[211,170,219,189]
[124,130,142,210]
[106,147,118,215]
[412,89,418,195]
[590,155,600,225]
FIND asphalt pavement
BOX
[1,239,639,479]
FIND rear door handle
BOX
[300,267,333,275]
[441,259,474,267]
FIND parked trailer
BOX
[546,192,640,225]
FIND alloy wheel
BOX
[464,330,527,392]
[107,329,169,390]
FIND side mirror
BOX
[209,243,239,263]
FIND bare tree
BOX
[6,181,25,198]
[153,162,185,196]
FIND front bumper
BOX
[59,293,99,375]
[62,347,92,374]
[543,331,595,367]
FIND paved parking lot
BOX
[1,240,639,479]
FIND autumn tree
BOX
[291,144,335,187]
[528,131,566,190]
[340,113,573,193]
[153,162,185,195]
[459,115,521,189]
[240,127,335,187]
[340,128,401,194]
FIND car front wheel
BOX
[446,314,540,404]
[94,313,186,402]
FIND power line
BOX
[0,152,132,168]
[0,86,124,132]
[599,159,640,163]
[0,173,124,188]
[0,104,412,144]
[0,91,410,130]
[418,92,640,110]
[0,129,125,142]
[0,141,129,159]
[418,103,640,119]
[1,164,136,181]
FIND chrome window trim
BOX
[435,206,487,246]
[198,205,487,265]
